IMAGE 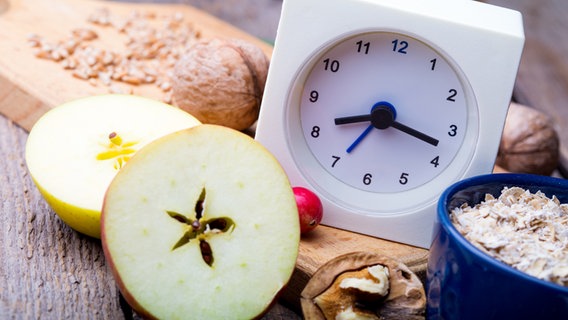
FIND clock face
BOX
[295,31,469,193]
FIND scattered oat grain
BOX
[29,7,202,101]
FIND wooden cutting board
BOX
[0,0,429,312]
[0,0,273,131]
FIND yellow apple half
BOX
[101,125,300,319]
[25,94,201,238]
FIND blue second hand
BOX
[346,125,374,153]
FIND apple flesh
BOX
[293,187,323,234]
[25,94,201,238]
[101,124,300,319]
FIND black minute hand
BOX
[391,122,439,146]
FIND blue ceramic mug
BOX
[427,173,568,319]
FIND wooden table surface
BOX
[1,0,566,319]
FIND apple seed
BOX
[195,187,206,219]
[166,210,190,224]
[108,131,122,146]
[199,239,214,266]
[207,217,235,233]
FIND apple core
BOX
[166,188,236,267]
[96,132,138,170]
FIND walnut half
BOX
[301,252,426,320]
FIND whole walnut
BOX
[496,102,559,175]
[172,37,269,131]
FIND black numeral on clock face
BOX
[309,90,319,102]
[363,173,372,185]
[323,58,340,72]
[431,156,440,168]
[448,125,458,137]
[430,58,437,70]
[399,173,409,185]
[331,156,340,168]
[311,126,320,138]
[356,40,370,54]
[447,89,458,102]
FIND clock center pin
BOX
[370,101,396,130]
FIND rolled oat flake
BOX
[451,187,568,287]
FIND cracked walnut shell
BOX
[301,252,426,320]
[172,37,269,131]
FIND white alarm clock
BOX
[255,0,524,248]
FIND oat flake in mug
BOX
[450,187,568,287]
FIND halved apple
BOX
[25,94,201,238]
[101,125,300,319]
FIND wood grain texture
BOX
[0,115,125,318]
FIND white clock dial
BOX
[298,32,468,193]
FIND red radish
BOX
[293,187,323,234]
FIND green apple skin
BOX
[101,125,300,319]
[25,94,201,238]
